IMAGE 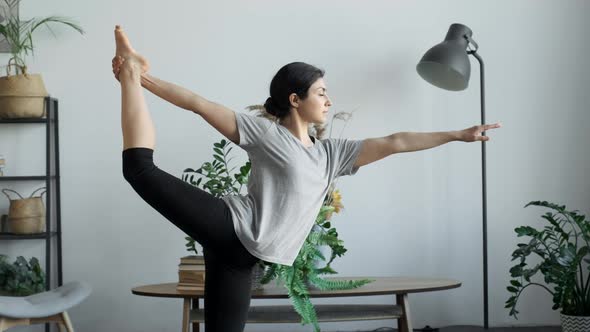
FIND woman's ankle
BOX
[120,61,142,81]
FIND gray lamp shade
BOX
[416,23,473,91]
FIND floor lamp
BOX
[416,23,489,330]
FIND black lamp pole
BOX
[416,23,489,330]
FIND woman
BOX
[112,25,500,332]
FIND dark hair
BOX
[263,62,325,119]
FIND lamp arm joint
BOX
[465,34,479,53]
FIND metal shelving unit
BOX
[0,96,63,296]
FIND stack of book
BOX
[177,255,206,291]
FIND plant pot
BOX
[560,312,590,332]
[0,73,48,119]
[314,244,332,268]
[311,224,332,268]
[251,262,265,291]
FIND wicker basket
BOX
[0,74,48,119]
[1,188,46,234]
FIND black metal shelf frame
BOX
[0,97,63,294]
[0,176,58,181]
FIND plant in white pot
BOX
[506,200,590,332]
[0,0,84,119]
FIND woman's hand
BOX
[111,55,149,82]
[458,123,502,142]
[111,55,123,81]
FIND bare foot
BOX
[112,25,149,80]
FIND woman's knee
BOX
[122,147,156,183]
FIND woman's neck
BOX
[279,113,313,145]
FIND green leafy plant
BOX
[182,140,251,256]
[0,254,45,296]
[181,108,374,331]
[0,0,85,75]
[184,235,199,255]
[506,200,590,319]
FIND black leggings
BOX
[122,147,259,332]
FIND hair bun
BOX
[264,97,277,116]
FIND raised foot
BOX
[113,25,149,77]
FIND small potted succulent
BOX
[0,0,84,118]
[506,200,590,332]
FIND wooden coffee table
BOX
[132,276,461,332]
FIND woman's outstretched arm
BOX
[138,74,240,145]
[140,74,203,112]
[353,123,502,169]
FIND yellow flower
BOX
[331,189,343,213]
[322,189,343,220]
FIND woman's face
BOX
[292,78,332,124]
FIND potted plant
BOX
[181,108,374,331]
[506,200,590,331]
[0,254,45,296]
[0,0,84,119]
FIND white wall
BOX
[1,0,589,331]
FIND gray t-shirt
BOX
[221,111,364,266]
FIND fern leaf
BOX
[287,287,311,323]
[308,275,375,291]
[291,272,310,297]
[302,297,321,332]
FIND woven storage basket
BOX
[0,74,48,119]
[1,187,46,234]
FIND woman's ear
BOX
[289,93,299,108]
